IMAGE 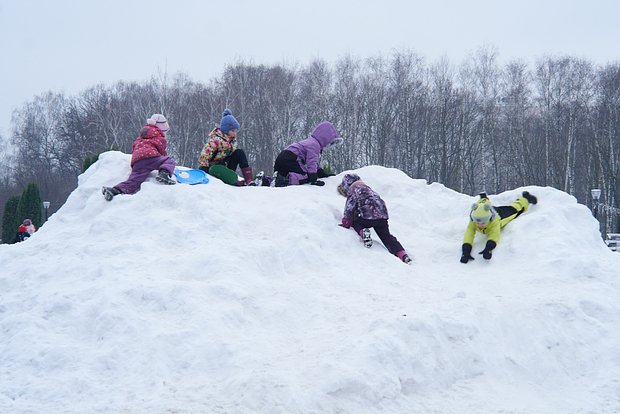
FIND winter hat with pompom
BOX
[147,114,170,134]
[220,108,240,134]
[470,200,495,224]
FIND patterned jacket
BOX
[343,181,389,223]
[130,125,168,167]
[198,128,237,168]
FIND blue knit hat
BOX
[220,108,240,134]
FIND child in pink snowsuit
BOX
[102,114,176,201]
[338,173,412,264]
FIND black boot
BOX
[275,172,288,187]
[253,171,265,187]
[156,169,176,185]
[102,186,121,201]
[522,191,538,205]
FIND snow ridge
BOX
[1,151,619,414]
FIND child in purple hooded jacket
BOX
[337,173,412,264]
[273,121,343,187]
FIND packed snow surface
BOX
[1,151,619,414]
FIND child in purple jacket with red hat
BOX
[337,173,412,264]
[102,114,176,201]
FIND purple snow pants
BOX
[352,218,404,255]
[114,156,175,194]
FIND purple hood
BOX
[286,121,341,175]
[311,121,341,148]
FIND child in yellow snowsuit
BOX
[460,191,538,263]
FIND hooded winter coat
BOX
[341,176,389,223]
[286,122,341,177]
[130,125,168,167]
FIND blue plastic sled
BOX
[173,168,210,185]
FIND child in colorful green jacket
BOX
[198,108,256,186]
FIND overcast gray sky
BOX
[1,0,619,137]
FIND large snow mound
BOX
[1,151,619,414]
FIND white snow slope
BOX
[1,151,620,414]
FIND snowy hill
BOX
[1,151,620,414]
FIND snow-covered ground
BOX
[1,151,620,414]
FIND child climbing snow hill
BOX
[337,173,412,264]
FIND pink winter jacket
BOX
[130,125,168,167]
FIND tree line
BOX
[1,47,619,239]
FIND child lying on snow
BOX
[102,114,176,201]
[460,191,538,263]
[337,173,412,264]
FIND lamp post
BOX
[43,201,50,222]
[591,189,601,219]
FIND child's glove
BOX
[339,217,352,228]
[307,172,325,186]
[460,243,475,264]
[478,240,497,260]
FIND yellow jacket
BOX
[463,197,529,245]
